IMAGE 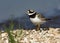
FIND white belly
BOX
[30,15,46,25]
[30,17,43,25]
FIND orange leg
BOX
[36,25,40,31]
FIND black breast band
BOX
[29,13,36,18]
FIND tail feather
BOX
[45,18,52,21]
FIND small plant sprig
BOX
[3,15,23,43]
[3,22,16,43]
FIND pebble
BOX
[0,28,60,43]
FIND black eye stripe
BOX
[29,11,34,13]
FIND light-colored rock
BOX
[0,28,60,43]
[1,32,8,43]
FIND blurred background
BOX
[0,0,60,30]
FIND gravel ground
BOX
[0,28,60,43]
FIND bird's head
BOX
[26,9,36,15]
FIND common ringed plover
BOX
[26,9,51,31]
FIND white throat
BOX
[28,12,36,15]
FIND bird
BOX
[26,9,51,31]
